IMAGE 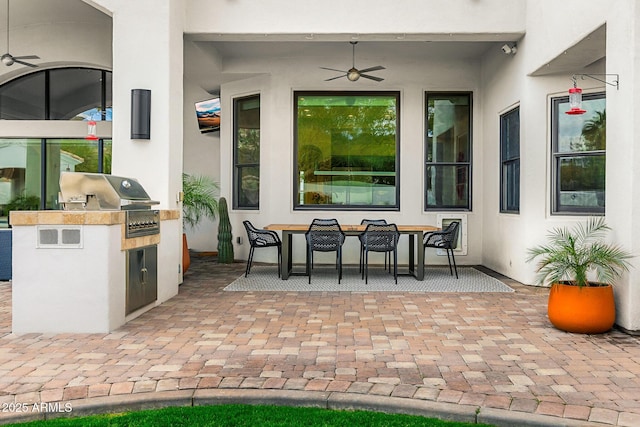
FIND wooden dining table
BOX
[264,224,439,281]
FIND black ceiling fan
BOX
[1,0,39,68]
[321,41,384,82]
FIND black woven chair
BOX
[242,220,282,278]
[361,223,400,284]
[423,221,460,279]
[305,219,345,284]
[358,219,388,273]
[309,218,340,269]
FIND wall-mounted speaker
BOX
[131,89,151,139]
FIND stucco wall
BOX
[187,51,487,267]
[184,0,525,38]
[478,0,640,331]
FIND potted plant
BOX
[526,217,633,334]
[182,173,219,273]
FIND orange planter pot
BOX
[182,233,191,274]
[547,282,616,334]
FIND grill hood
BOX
[59,172,160,211]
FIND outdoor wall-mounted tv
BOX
[195,97,221,133]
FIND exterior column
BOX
[606,1,640,332]
[92,0,185,290]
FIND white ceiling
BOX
[185,38,504,93]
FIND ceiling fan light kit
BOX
[321,41,385,82]
[2,0,40,68]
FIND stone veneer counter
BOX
[10,210,180,250]
[10,210,180,225]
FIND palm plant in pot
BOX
[526,217,633,334]
[182,173,219,273]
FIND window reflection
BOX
[0,138,112,226]
[295,92,399,209]
[425,93,472,210]
[234,95,260,209]
[0,139,42,227]
[552,93,606,214]
[500,107,520,213]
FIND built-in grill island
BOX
[10,172,181,334]
[58,172,160,315]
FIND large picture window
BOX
[294,91,399,210]
[552,92,605,214]
[500,107,520,213]
[425,93,471,210]
[233,94,260,210]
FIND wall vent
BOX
[37,226,83,248]
[436,214,467,256]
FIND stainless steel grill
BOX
[59,172,161,238]
[58,172,161,315]
[59,172,160,211]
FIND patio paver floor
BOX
[1,255,640,426]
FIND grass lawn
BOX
[7,404,494,426]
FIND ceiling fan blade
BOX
[360,73,384,82]
[358,65,385,74]
[13,58,37,68]
[12,55,39,60]
[324,74,346,81]
[320,66,347,73]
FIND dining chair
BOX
[361,223,400,284]
[358,219,388,274]
[305,219,345,284]
[309,218,339,269]
[242,220,282,278]
[423,221,460,279]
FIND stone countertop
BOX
[9,210,181,250]
[9,210,180,226]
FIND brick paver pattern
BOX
[1,256,640,426]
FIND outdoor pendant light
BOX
[565,74,620,115]
[85,120,99,140]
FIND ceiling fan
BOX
[321,41,385,82]
[1,0,39,67]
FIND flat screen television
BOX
[195,97,221,133]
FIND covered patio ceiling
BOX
[184,37,514,94]
[185,24,606,93]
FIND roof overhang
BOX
[530,24,606,76]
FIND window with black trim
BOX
[0,137,112,226]
[294,91,399,210]
[0,67,112,224]
[233,94,260,210]
[500,107,520,213]
[552,92,605,215]
[425,92,471,210]
[0,68,112,121]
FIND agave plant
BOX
[526,217,632,287]
[182,173,219,229]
